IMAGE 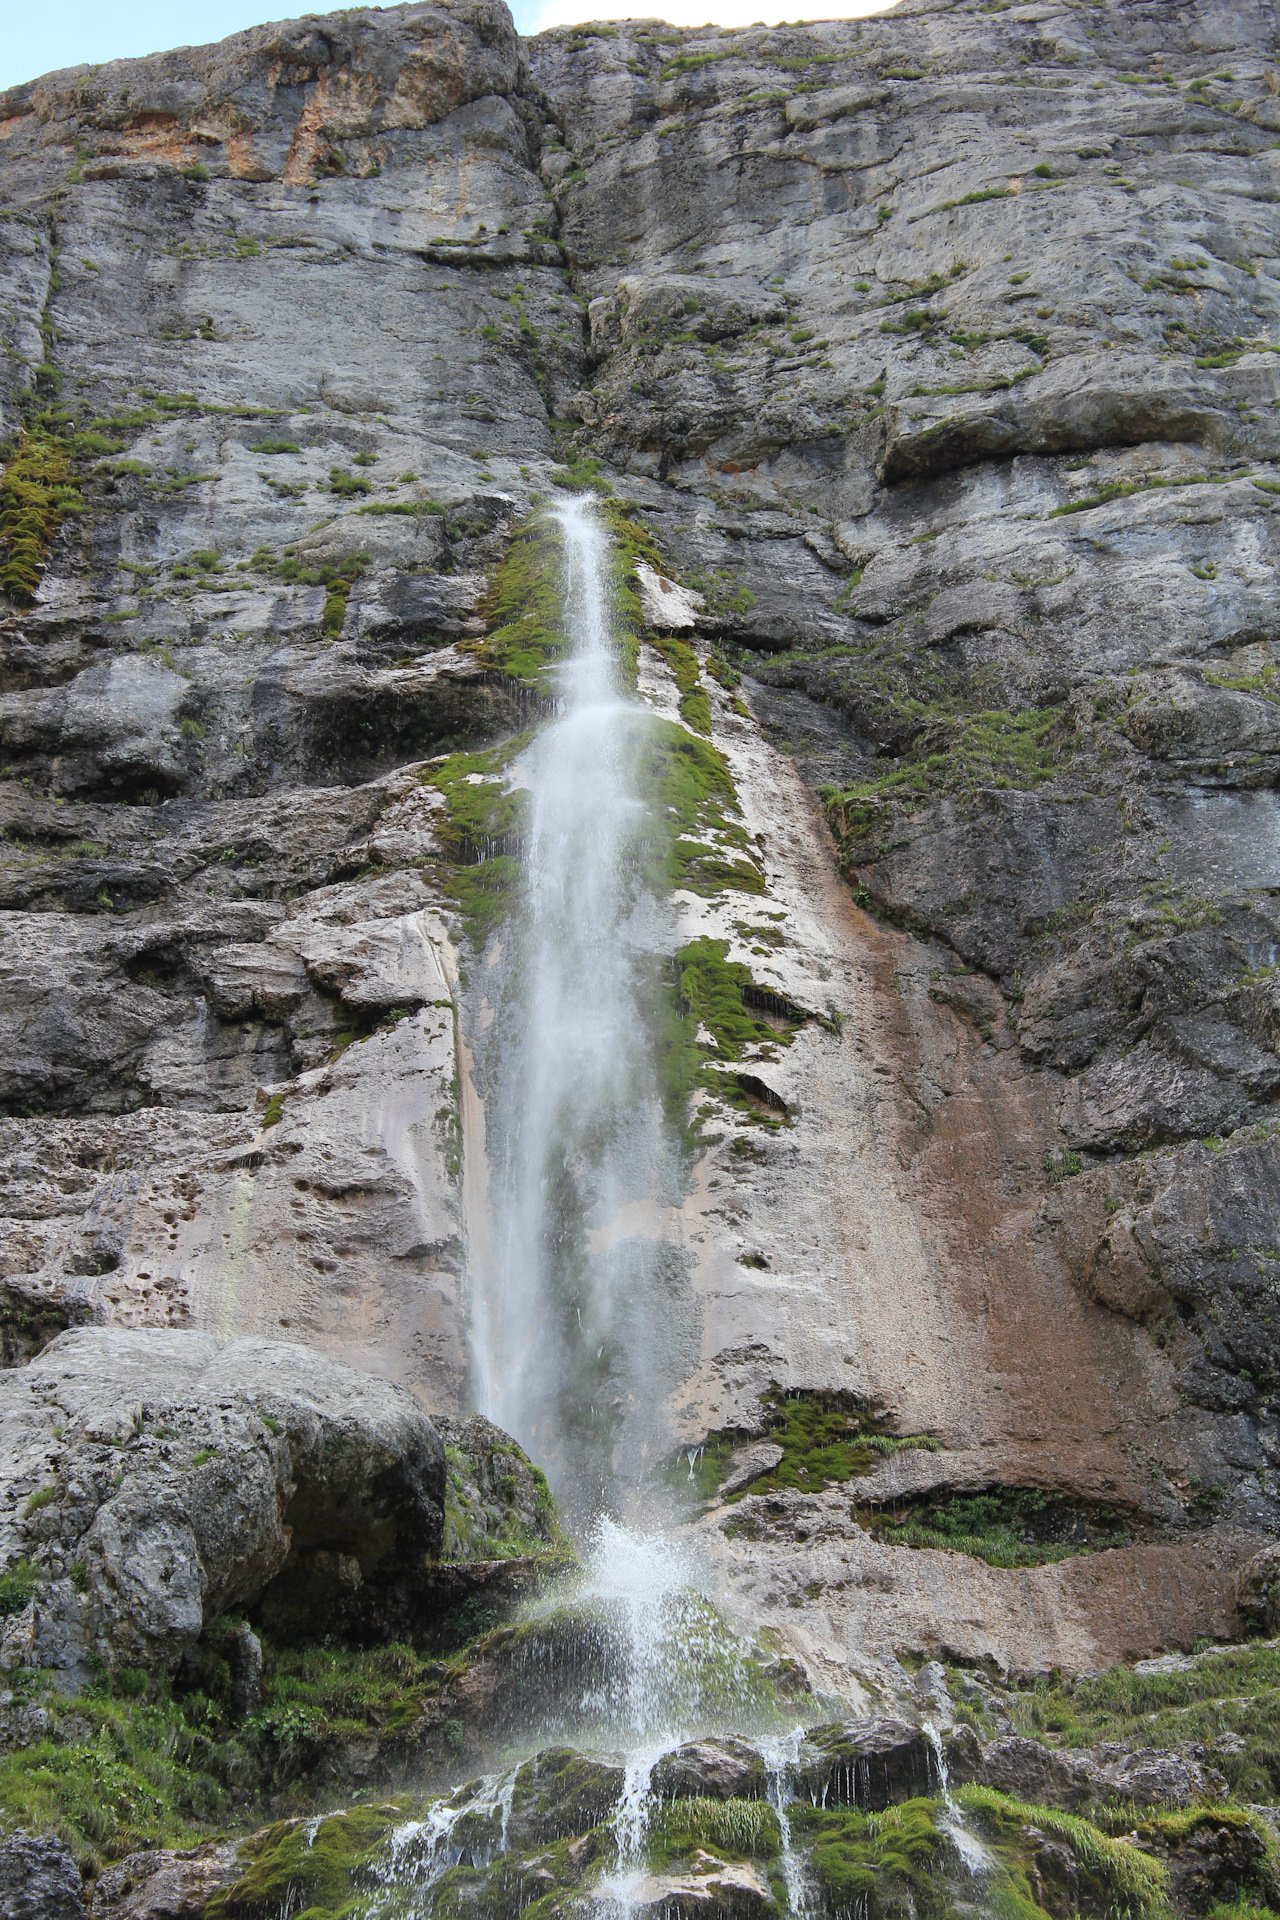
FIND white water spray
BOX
[474,496,673,1513]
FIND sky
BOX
[2,0,899,91]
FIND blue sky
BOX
[2,0,896,92]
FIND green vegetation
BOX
[1009,1641,1280,1802]
[872,1486,1129,1568]
[0,1561,42,1618]
[329,467,371,498]
[652,935,805,1137]
[634,720,764,898]
[242,543,367,637]
[442,1435,565,1562]
[956,1786,1170,1917]
[646,632,711,734]
[0,433,83,603]
[792,1798,944,1912]
[1048,469,1239,518]
[681,1390,939,1508]
[822,706,1069,852]
[205,1804,399,1919]
[418,737,530,947]
[648,1795,780,1869]
[794,1788,1173,1920]
[659,49,729,77]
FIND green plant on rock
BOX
[329,467,371,498]
[647,633,711,735]
[956,1784,1171,1917]
[205,1804,400,1919]
[872,1486,1129,1568]
[822,705,1069,855]
[0,1561,42,1617]
[418,736,532,947]
[792,1798,946,1915]
[649,1795,781,1869]
[0,434,83,604]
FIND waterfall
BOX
[473,494,675,1518]
[447,496,807,1919]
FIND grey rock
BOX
[651,1737,767,1801]
[90,1843,239,1919]
[0,1326,445,1673]
[0,1832,85,1920]
[799,1717,937,1810]
[505,1746,625,1847]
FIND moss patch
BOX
[634,720,764,898]
[646,633,712,735]
[206,1804,399,1919]
[872,1486,1130,1568]
[418,737,531,948]
[791,1797,945,1914]
[822,706,1068,854]
[0,432,83,603]
[956,1783,1172,1917]
[794,1789,1171,1920]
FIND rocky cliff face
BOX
[3,0,1280,1693]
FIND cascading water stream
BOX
[473,495,673,1518]
[419,497,814,1919]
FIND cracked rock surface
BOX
[1,0,1280,1688]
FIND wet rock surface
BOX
[1,0,1280,1904]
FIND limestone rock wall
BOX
[3,0,1280,1676]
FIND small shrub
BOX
[0,1561,42,1616]
[329,468,370,497]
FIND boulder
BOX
[629,1863,774,1920]
[89,1843,239,1918]
[505,1746,626,1847]
[799,1718,937,1810]
[0,1328,445,1675]
[0,1832,85,1920]
[947,1728,1226,1811]
[651,1737,768,1802]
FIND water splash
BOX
[759,1726,811,1916]
[923,1721,996,1884]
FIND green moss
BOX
[650,935,804,1138]
[419,736,531,947]
[0,433,83,604]
[646,634,711,735]
[791,1798,945,1912]
[206,1805,399,1918]
[742,1392,939,1502]
[634,720,764,898]
[823,706,1068,852]
[795,1789,1170,1920]
[873,1487,1129,1568]
[957,1785,1169,1916]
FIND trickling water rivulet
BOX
[474,495,678,1519]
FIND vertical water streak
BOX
[476,495,669,1514]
